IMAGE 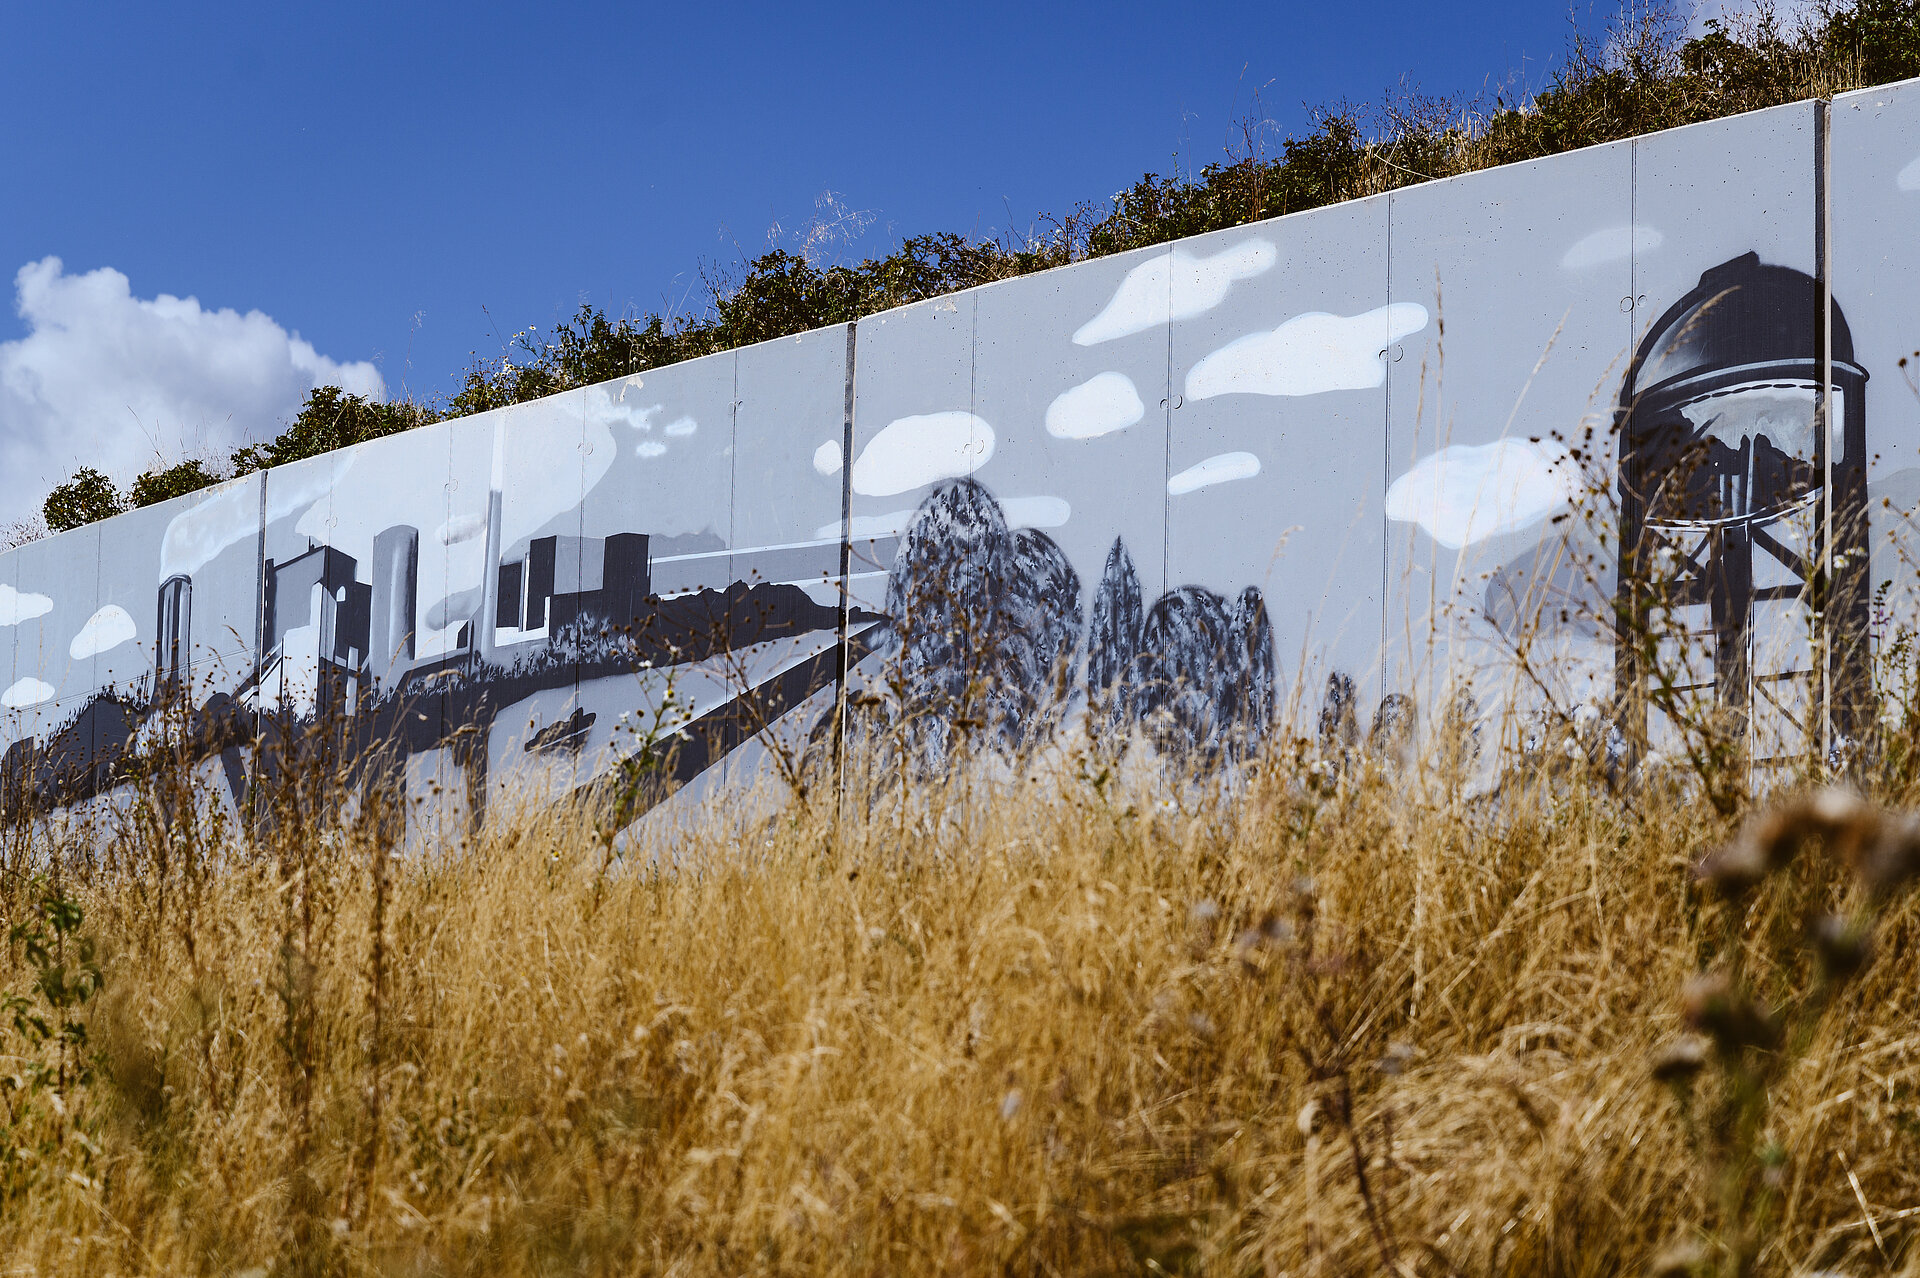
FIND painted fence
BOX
[8,79,1920,835]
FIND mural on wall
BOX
[6,83,1920,832]
[1612,252,1871,757]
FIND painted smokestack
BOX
[370,526,419,694]
[155,575,192,700]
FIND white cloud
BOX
[1073,239,1277,346]
[813,440,844,474]
[159,469,333,582]
[70,604,137,659]
[2,677,54,709]
[636,440,667,458]
[664,416,697,436]
[1001,495,1071,528]
[438,513,486,545]
[1899,154,1920,192]
[0,583,54,625]
[1186,303,1428,399]
[581,382,659,431]
[1561,224,1664,269]
[1046,372,1145,439]
[0,257,382,525]
[849,412,995,496]
[1168,452,1261,495]
[1385,438,1578,549]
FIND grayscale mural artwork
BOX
[7,80,1920,835]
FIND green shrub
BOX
[128,459,222,509]
[42,468,124,532]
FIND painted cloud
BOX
[1046,372,1145,439]
[581,378,660,432]
[1561,224,1663,269]
[850,412,995,497]
[1385,438,1579,549]
[1073,239,1277,346]
[813,440,844,475]
[161,465,348,582]
[437,513,486,545]
[1186,303,1429,399]
[1168,452,1261,495]
[0,583,54,626]
[2,677,54,709]
[70,605,137,660]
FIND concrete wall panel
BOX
[568,349,735,799]
[1383,138,1634,751]
[730,326,859,776]
[1168,201,1388,724]
[1834,78,1920,741]
[1629,103,1820,762]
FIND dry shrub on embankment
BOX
[1,740,1919,1276]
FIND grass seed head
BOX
[1680,973,1780,1053]
[1807,914,1874,984]
[1650,1035,1709,1085]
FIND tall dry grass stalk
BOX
[1,721,1917,1277]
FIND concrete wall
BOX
[7,79,1920,831]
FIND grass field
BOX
[1,722,1917,1278]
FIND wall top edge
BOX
[1832,71,1920,107]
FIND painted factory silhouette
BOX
[4,477,879,826]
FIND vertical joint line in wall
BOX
[1164,246,1173,594]
[1629,142,1638,355]
[1383,198,1393,662]
[249,470,269,826]
[253,471,268,713]
[833,322,858,789]
[1815,97,1835,766]
[729,354,739,572]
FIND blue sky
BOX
[0,0,1625,519]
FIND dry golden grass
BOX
[1,735,1918,1276]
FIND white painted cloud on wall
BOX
[160,467,348,582]
[850,412,995,496]
[1168,452,1260,495]
[1385,438,1578,549]
[582,384,661,432]
[664,416,698,437]
[1001,495,1072,528]
[813,440,844,475]
[1561,224,1664,269]
[1186,303,1428,399]
[636,440,667,458]
[0,583,54,626]
[1045,372,1145,439]
[1073,239,1277,346]
[70,605,137,659]
[2,677,54,709]
[437,513,485,545]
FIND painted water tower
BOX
[1614,252,1870,756]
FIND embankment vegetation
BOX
[30,0,1920,537]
